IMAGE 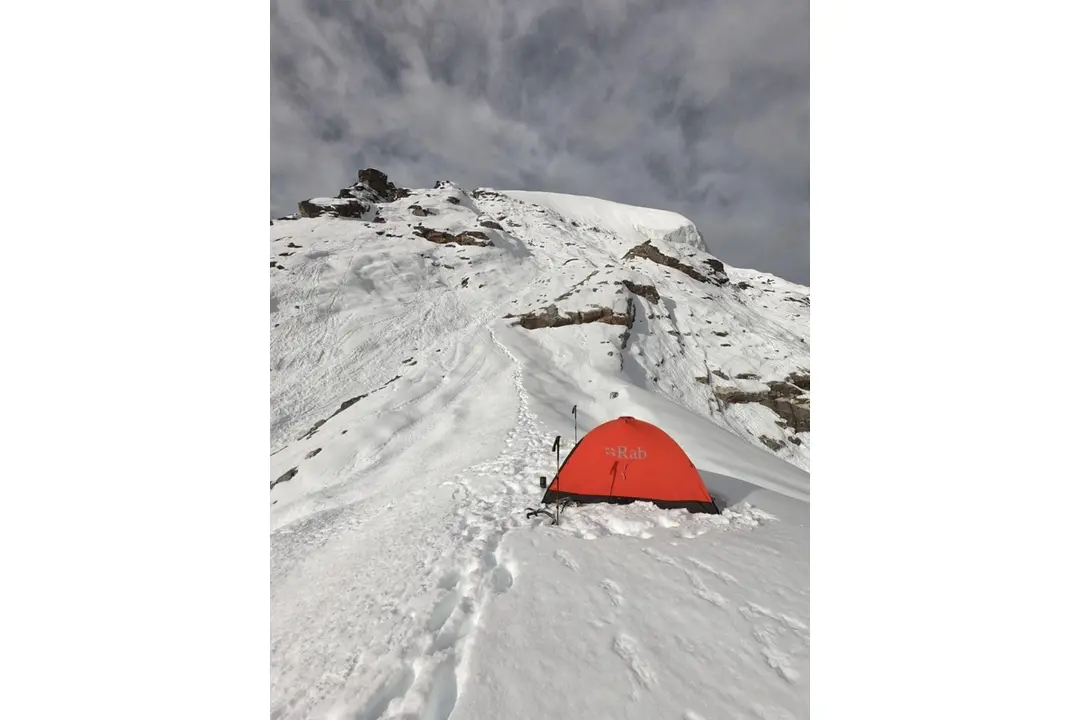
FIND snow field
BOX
[270,179,811,719]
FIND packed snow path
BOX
[272,320,553,719]
[270,179,810,719]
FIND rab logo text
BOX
[604,446,648,460]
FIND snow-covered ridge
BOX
[496,189,709,252]
[270,170,810,720]
[271,171,810,482]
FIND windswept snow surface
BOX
[270,179,809,719]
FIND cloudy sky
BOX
[271,0,808,284]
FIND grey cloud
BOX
[271,0,808,283]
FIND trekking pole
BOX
[552,435,561,526]
[572,405,578,446]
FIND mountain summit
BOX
[270,170,810,720]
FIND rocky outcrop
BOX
[787,372,810,391]
[704,258,726,275]
[619,280,660,305]
[714,371,810,434]
[623,241,728,286]
[271,467,297,490]
[413,226,492,247]
[515,301,634,330]
[297,168,411,219]
[357,168,411,202]
[480,219,504,230]
[758,435,785,452]
[298,198,372,219]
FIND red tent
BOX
[542,416,719,514]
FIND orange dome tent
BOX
[541,416,719,514]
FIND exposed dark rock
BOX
[713,330,729,337]
[787,371,810,391]
[622,241,728,286]
[736,281,752,290]
[298,197,371,220]
[358,168,411,201]
[446,196,461,204]
[480,220,504,230]
[461,277,469,288]
[695,376,711,384]
[271,467,298,490]
[471,189,503,200]
[714,388,771,404]
[759,435,786,452]
[296,375,402,441]
[516,301,634,330]
[299,169,412,218]
[413,226,492,247]
[371,215,387,224]
[409,204,433,217]
[304,448,322,460]
[714,371,810,434]
[735,373,760,380]
[298,418,329,441]
[286,242,301,248]
[619,280,660,304]
[554,271,600,303]
[610,391,619,399]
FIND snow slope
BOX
[270,171,810,720]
